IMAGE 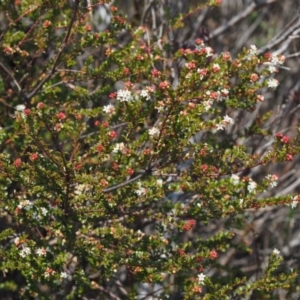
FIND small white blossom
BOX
[60,272,68,279]
[103,104,115,115]
[273,248,280,256]
[135,187,147,196]
[216,123,225,131]
[221,88,229,96]
[247,179,257,193]
[203,100,213,111]
[140,89,151,100]
[267,78,279,88]
[290,196,298,209]
[113,142,125,153]
[149,127,160,137]
[239,199,244,206]
[231,174,240,185]
[249,45,257,56]
[17,200,32,210]
[41,207,48,216]
[15,104,25,111]
[198,273,206,284]
[268,66,277,73]
[116,89,132,102]
[156,179,163,187]
[205,47,213,57]
[14,237,20,246]
[223,115,234,125]
[266,174,278,188]
[20,246,31,258]
[36,247,47,256]
[271,55,285,65]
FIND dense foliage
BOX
[0,0,299,299]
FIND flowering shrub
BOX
[0,0,299,299]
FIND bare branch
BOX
[0,62,22,92]
[210,3,256,39]
[258,17,300,55]
[103,173,145,193]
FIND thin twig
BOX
[0,62,22,92]
[25,0,80,100]
[103,173,145,193]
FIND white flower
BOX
[267,78,279,88]
[266,174,278,188]
[116,89,132,102]
[17,200,32,210]
[223,115,234,125]
[249,45,257,56]
[41,207,48,216]
[290,196,298,209]
[36,247,47,256]
[113,142,125,153]
[212,63,220,72]
[14,237,20,246]
[239,199,244,206]
[271,55,284,65]
[60,272,68,279]
[216,123,225,131]
[198,273,206,284]
[156,179,163,187]
[20,246,31,257]
[270,181,277,188]
[140,89,151,100]
[103,104,115,115]
[247,179,257,193]
[273,248,280,256]
[231,174,240,185]
[221,88,229,96]
[205,47,213,57]
[203,100,213,111]
[268,66,277,73]
[135,187,147,196]
[149,127,160,137]
[15,104,25,111]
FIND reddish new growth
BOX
[109,92,117,98]
[183,220,196,231]
[201,164,208,172]
[109,131,117,139]
[56,112,66,120]
[186,61,196,70]
[152,69,161,77]
[30,153,38,161]
[123,67,130,75]
[159,81,170,90]
[127,168,134,175]
[250,73,259,82]
[85,25,92,31]
[23,108,30,116]
[111,162,118,170]
[14,158,22,167]
[143,148,151,155]
[222,51,230,61]
[210,250,218,260]
[281,136,290,144]
[75,163,82,170]
[43,20,51,28]
[37,102,45,109]
[97,145,104,152]
[178,249,186,256]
